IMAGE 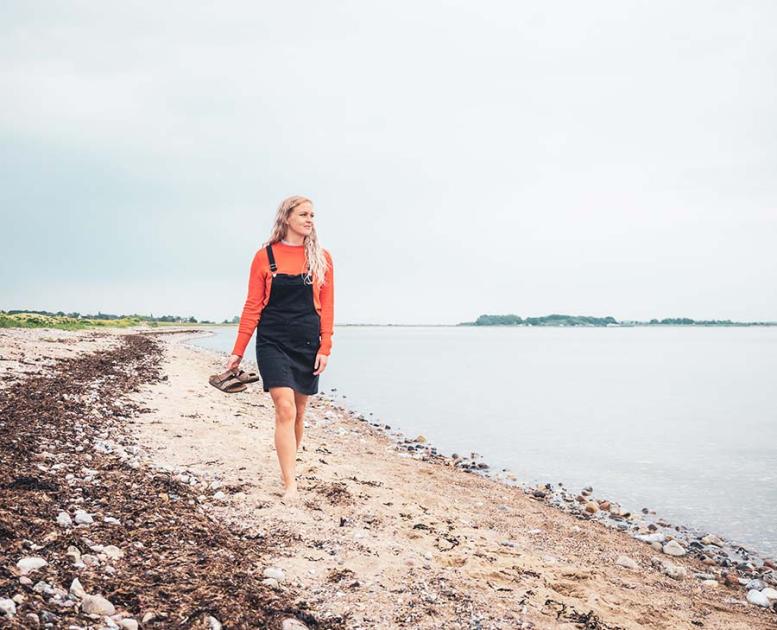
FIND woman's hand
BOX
[226,354,242,372]
[313,353,328,375]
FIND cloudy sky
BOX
[2,1,775,324]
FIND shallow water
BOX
[193,325,777,557]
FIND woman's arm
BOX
[318,250,334,356]
[231,249,267,358]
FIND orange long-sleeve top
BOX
[231,241,334,358]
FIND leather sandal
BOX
[233,369,261,384]
[208,370,247,393]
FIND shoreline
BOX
[1,326,776,628]
[187,328,776,566]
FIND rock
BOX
[598,500,611,511]
[11,594,24,604]
[56,512,73,527]
[142,612,156,623]
[81,553,100,567]
[615,555,639,570]
[0,598,16,616]
[702,580,719,587]
[103,545,125,560]
[415,435,427,443]
[723,572,740,588]
[651,556,687,580]
[263,567,285,581]
[74,510,94,525]
[746,578,765,591]
[81,594,116,616]
[119,620,139,630]
[608,503,622,516]
[701,534,724,547]
[207,616,222,630]
[39,611,58,624]
[282,618,309,629]
[16,556,48,575]
[25,613,40,625]
[261,578,279,588]
[747,589,770,607]
[32,581,53,595]
[213,491,226,501]
[104,517,121,525]
[635,533,665,544]
[584,501,599,514]
[663,540,687,557]
[19,576,32,586]
[69,578,87,599]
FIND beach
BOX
[1,327,776,629]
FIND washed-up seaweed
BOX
[0,333,345,629]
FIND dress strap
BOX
[266,245,277,277]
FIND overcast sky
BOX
[2,1,775,324]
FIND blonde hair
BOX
[264,195,329,286]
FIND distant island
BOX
[459,314,777,327]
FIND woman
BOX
[226,195,334,504]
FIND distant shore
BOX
[1,325,776,627]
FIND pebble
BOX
[746,578,765,591]
[81,554,100,567]
[213,491,226,501]
[0,598,16,616]
[663,540,687,557]
[32,581,53,595]
[119,620,139,630]
[282,618,309,629]
[701,534,724,547]
[760,587,777,600]
[57,511,73,527]
[103,545,125,560]
[262,578,279,588]
[615,555,639,570]
[81,594,116,616]
[17,557,48,575]
[263,567,285,581]
[208,616,222,630]
[141,612,156,623]
[19,577,32,586]
[74,510,94,525]
[651,557,687,580]
[635,533,665,544]
[584,502,598,514]
[26,613,40,625]
[104,516,121,525]
[69,578,87,599]
[746,589,770,607]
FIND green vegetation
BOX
[467,313,618,327]
[461,313,776,327]
[0,310,214,330]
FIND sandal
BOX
[233,369,261,384]
[208,370,247,393]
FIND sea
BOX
[191,325,777,557]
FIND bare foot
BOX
[280,483,299,505]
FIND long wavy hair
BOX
[264,195,329,285]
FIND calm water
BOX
[193,325,777,557]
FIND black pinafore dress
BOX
[255,244,321,395]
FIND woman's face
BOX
[286,201,315,238]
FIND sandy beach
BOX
[1,327,776,629]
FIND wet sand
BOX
[1,327,775,629]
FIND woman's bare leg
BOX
[269,387,298,502]
[293,391,309,450]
